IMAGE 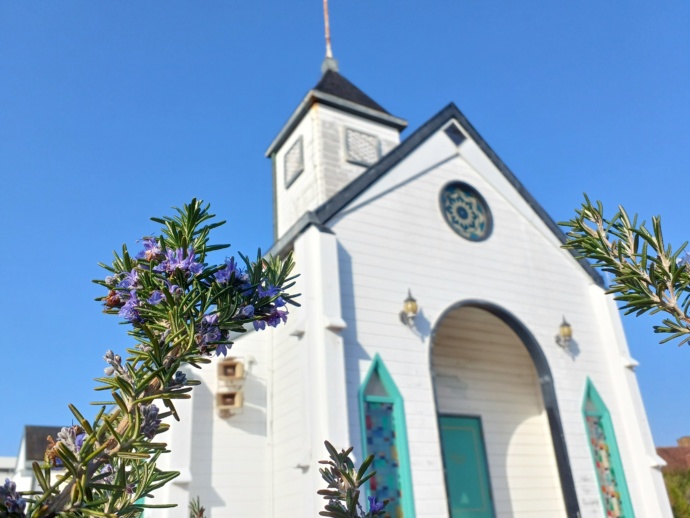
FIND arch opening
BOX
[430,300,579,517]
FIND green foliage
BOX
[562,196,690,345]
[2,200,296,518]
[664,471,690,518]
[318,441,387,518]
[188,497,205,518]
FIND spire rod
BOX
[323,0,333,59]
[321,0,339,72]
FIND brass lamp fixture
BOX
[399,290,419,328]
[555,316,573,348]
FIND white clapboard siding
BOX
[187,330,270,518]
[331,124,667,516]
[274,112,318,237]
[432,305,565,517]
[265,259,312,517]
[274,103,400,238]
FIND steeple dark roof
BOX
[266,69,407,157]
[314,70,389,114]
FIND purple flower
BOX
[253,319,266,331]
[147,290,164,305]
[203,313,219,327]
[57,426,85,454]
[170,371,187,386]
[1,478,26,515]
[136,237,162,261]
[119,291,142,323]
[140,404,161,439]
[196,313,222,353]
[165,281,183,299]
[265,307,288,328]
[680,252,690,267]
[368,496,385,514]
[238,305,255,319]
[257,283,281,299]
[75,432,85,451]
[154,248,203,276]
[117,269,140,291]
[215,343,231,357]
[253,306,288,331]
[215,257,240,284]
[215,258,253,295]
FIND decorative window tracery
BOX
[583,380,634,517]
[359,355,415,517]
[439,181,492,242]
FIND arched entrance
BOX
[431,301,578,517]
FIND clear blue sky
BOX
[1,2,689,456]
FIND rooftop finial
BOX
[321,0,339,73]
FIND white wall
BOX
[273,102,401,238]
[328,120,670,517]
[183,331,271,518]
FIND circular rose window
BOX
[439,181,492,241]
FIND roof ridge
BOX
[269,102,605,288]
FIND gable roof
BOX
[24,425,62,462]
[268,102,604,288]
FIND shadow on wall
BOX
[337,241,432,461]
[187,366,268,511]
[188,381,225,509]
[336,242,368,461]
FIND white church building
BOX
[149,60,670,517]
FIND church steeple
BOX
[321,0,339,74]
[265,5,407,240]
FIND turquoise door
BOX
[439,416,495,518]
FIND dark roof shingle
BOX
[657,446,690,472]
[314,70,389,114]
[25,425,62,461]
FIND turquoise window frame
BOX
[582,379,634,517]
[135,497,146,518]
[359,354,416,517]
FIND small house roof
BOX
[24,425,62,462]
[657,446,690,472]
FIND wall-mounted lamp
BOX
[555,316,573,349]
[399,290,419,328]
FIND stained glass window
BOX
[365,401,402,516]
[439,181,492,242]
[359,356,415,517]
[583,380,634,517]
